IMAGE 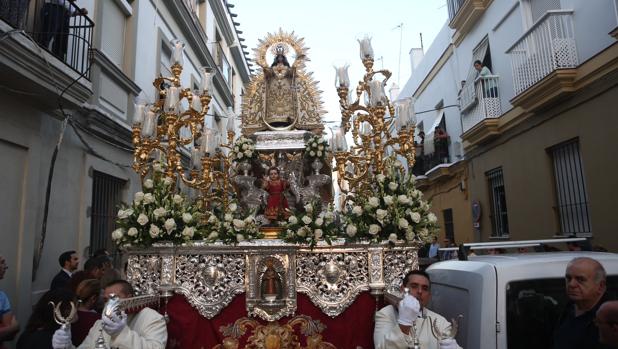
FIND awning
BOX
[423,110,445,154]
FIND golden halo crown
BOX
[270,42,289,56]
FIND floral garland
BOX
[304,135,329,161]
[231,136,257,162]
[279,201,338,248]
[112,166,204,246]
[341,157,439,244]
[199,201,263,244]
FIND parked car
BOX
[426,252,618,349]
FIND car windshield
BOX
[506,276,618,348]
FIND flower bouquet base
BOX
[260,226,284,239]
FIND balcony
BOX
[0,0,94,78]
[214,41,232,87]
[507,10,578,107]
[460,75,501,132]
[446,0,493,45]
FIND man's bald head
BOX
[597,301,618,346]
[565,257,607,312]
[567,257,606,283]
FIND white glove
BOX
[52,327,72,349]
[397,294,421,326]
[439,338,459,349]
[102,311,127,337]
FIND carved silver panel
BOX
[174,253,246,319]
[253,130,311,150]
[126,254,162,295]
[296,249,370,317]
[383,247,419,293]
[246,251,297,321]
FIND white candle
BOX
[133,103,145,125]
[332,127,348,152]
[141,110,157,137]
[191,147,203,170]
[360,121,372,136]
[334,65,350,88]
[191,92,202,111]
[368,80,386,106]
[396,103,408,130]
[200,128,216,155]
[226,107,236,134]
[199,67,215,95]
[407,98,417,126]
[171,39,185,66]
[165,86,179,112]
[358,36,374,60]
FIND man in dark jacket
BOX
[553,257,613,349]
[49,250,79,290]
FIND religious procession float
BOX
[112,29,438,348]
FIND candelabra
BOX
[131,39,237,210]
[332,36,417,197]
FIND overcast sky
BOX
[232,0,448,124]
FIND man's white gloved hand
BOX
[102,311,127,337]
[52,327,72,349]
[397,294,421,326]
[439,338,459,349]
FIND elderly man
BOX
[52,280,167,349]
[374,270,462,349]
[597,301,618,347]
[552,257,612,349]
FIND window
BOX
[548,139,592,235]
[90,171,126,257]
[159,40,172,77]
[486,167,509,237]
[460,36,492,111]
[529,0,561,24]
[443,208,455,242]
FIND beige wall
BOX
[467,83,618,251]
[420,168,474,245]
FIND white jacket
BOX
[76,308,167,349]
[374,305,462,349]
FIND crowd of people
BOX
[1,249,617,348]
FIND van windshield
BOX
[506,276,618,348]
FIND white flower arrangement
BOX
[279,201,339,248]
[230,136,257,162]
[304,135,330,161]
[200,201,263,244]
[341,156,439,244]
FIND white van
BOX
[426,252,618,349]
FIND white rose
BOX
[301,216,312,225]
[143,193,155,204]
[376,174,386,183]
[134,191,144,204]
[346,224,357,237]
[164,218,176,232]
[163,177,174,186]
[117,209,129,219]
[173,194,183,204]
[368,197,380,208]
[149,224,160,238]
[297,227,308,237]
[244,150,251,157]
[236,234,245,242]
[144,179,154,189]
[388,182,398,191]
[410,212,421,224]
[182,226,195,238]
[137,213,149,226]
[233,219,246,229]
[244,215,255,224]
[398,218,409,229]
[288,216,298,224]
[428,213,437,223]
[352,206,363,216]
[182,213,192,223]
[315,217,324,226]
[397,195,410,204]
[324,211,334,221]
[153,162,163,172]
[405,231,416,241]
[376,209,388,221]
[310,151,316,156]
[304,203,313,213]
[229,203,238,212]
[242,144,248,150]
[224,213,233,222]
[314,229,323,239]
[208,231,219,240]
[383,196,394,206]
[317,151,323,157]
[153,207,167,219]
[208,214,217,223]
[318,145,324,150]
[127,227,138,237]
[369,224,381,235]
[388,233,398,243]
[111,228,124,241]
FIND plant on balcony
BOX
[341,156,439,244]
[279,201,339,248]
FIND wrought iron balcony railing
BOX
[447,0,466,21]
[460,75,501,132]
[0,0,94,79]
[506,10,578,96]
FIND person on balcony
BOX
[473,60,491,77]
[434,127,449,164]
[474,60,497,98]
[38,0,88,58]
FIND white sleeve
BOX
[110,310,167,349]
[374,308,413,349]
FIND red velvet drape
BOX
[165,292,379,349]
